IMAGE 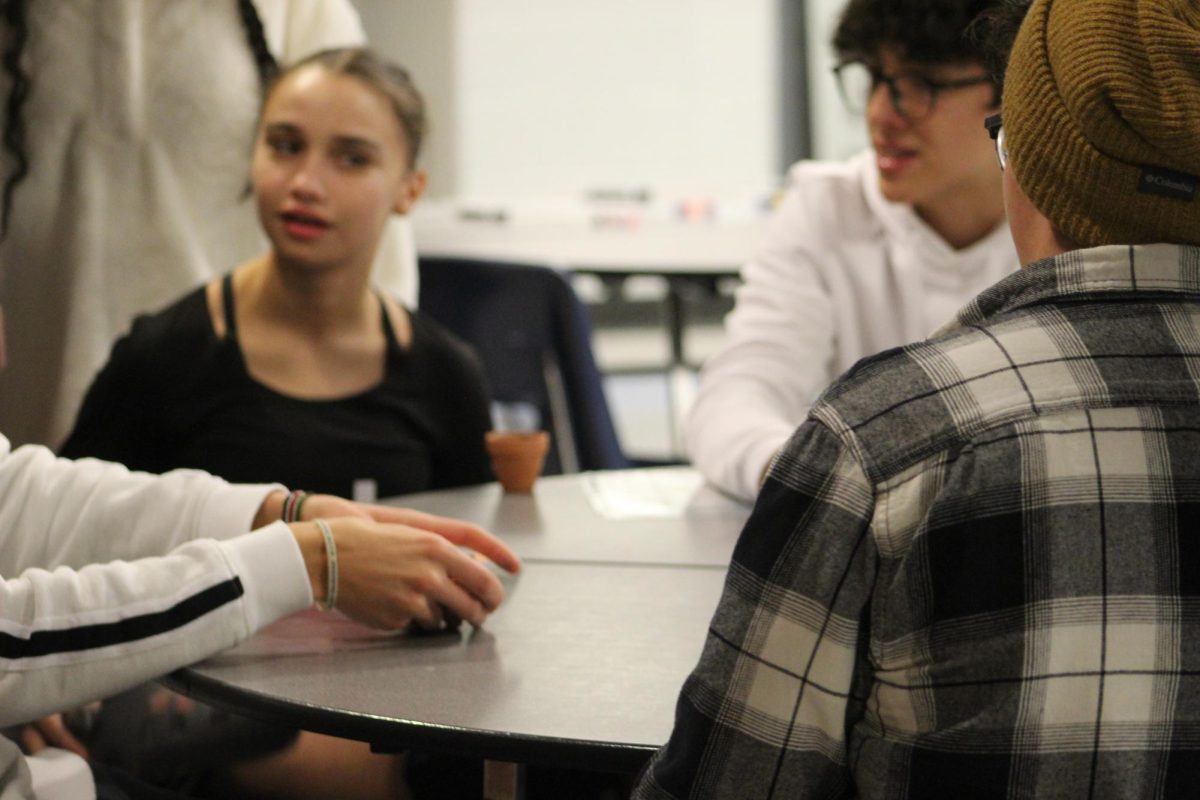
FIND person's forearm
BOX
[0,526,310,726]
[685,377,797,500]
[0,440,285,572]
[254,489,287,530]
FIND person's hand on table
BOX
[256,491,520,630]
[257,492,519,572]
[311,495,519,571]
[288,514,520,632]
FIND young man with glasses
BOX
[687,0,1017,502]
[638,0,1200,795]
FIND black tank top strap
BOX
[221,273,238,337]
[376,292,404,352]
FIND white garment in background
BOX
[0,0,418,449]
[686,151,1019,501]
[0,436,310,799]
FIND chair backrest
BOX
[418,256,628,474]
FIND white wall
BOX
[351,0,785,204]
[805,0,867,159]
[346,1,461,197]
[349,1,866,201]
[456,1,779,201]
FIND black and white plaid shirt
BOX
[637,244,1200,799]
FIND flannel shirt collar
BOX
[935,243,1200,337]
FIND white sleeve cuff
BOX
[218,521,312,633]
[195,482,286,542]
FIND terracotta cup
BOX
[485,430,550,493]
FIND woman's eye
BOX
[267,136,302,155]
[337,149,371,168]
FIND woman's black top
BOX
[61,275,493,498]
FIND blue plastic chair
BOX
[418,256,629,474]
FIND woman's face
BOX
[866,49,999,217]
[252,65,423,273]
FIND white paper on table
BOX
[583,467,707,519]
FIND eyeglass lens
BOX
[834,62,933,120]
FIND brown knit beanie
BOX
[1003,0,1200,246]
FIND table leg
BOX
[483,759,526,800]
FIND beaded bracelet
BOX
[281,490,309,523]
[314,518,338,612]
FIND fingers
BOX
[344,503,522,574]
[23,715,88,758]
[365,505,478,538]
[440,547,506,617]
[396,543,496,628]
[41,718,89,758]
[19,725,46,755]
[408,595,446,631]
[358,505,521,574]
[149,690,171,714]
[365,505,480,534]
[148,689,195,717]
[456,529,521,575]
[317,517,516,632]
[421,518,521,575]
[442,606,464,630]
[428,567,492,628]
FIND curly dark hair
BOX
[0,0,278,239]
[969,0,1034,94]
[832,0,1006,67]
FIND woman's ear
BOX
[393,169,427,215]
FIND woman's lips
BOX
[281,210,330,240]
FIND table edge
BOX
[162,668,658,774]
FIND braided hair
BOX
[0,0,280,240]
[237,0,278,93]
[969,0,1034,96]
[0,0,29,239]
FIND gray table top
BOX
[167,468,751,772]
[387,467,751,568]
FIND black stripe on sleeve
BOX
[0,577,245,660]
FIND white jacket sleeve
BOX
[685,171,840,501]
[0,439,312,726]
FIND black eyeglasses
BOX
[833,61,994,121]
[984,113,1006,169]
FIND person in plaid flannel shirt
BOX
[635,0,1200,796]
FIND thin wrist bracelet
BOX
[314,518,338,612]
[281,490,309,523]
